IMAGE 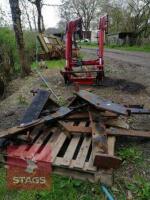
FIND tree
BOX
[60,0,100,31]
[9,0,31,76]
[20,0,33,31]
[28,0,45,33]
[127,0,150,39]
[0,6,10,27]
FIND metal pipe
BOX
[36,69,59,100]
[101,185,115,200]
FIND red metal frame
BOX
[60,15,108,85]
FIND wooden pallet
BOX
[1,120,115,186]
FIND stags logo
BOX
[7,144,52,190]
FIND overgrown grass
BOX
[0,28,37,78]
[32,59,65,69]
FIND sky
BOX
[0,0,61,28]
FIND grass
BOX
[106,44,150,53]
[125,175,150,200]
[32,59,65,69]
[80,42,97,49]
[114,145,150,200]
[118,146,143,163]
[0,167,104,200]
[80,42,150,52]
[17,95,28,105]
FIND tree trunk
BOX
[9,0,31,76]
[36,0,44,33]
[32,5,37,31]
[28,0,45,33]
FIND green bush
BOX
[0,27,19,75]
[0,28,37,79]
[24,31,37,63]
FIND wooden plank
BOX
[54,121,80,166]
[90,113,122,169]
[94,169,113,186]
[24,128,51,159]
[56,135,81,167]
[36,127,61,163]
[108,136,116,156]
[53,166,95,183]
[72,136,91,169]
[47,127,61,149]
[59,121,91,134]
[106,127,150,138]
[83,153,96,172]
[106,118,129,129]
[84,137,116,172]
[37,33,49,53]
[52,166,113,186]
[7,125,43,157]
[66,112,89,120]
[20,90,50,124]
[51,132,67,162]
[90,114,108,154]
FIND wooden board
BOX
[107,127,150,138]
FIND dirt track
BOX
[83,48,150,67]
[82,48,150,94]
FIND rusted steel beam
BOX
[76,90,128,115]
[106,128,150,138]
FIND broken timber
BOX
[0,107,72,139]
[1,89,150,186]
[1,124,114,186]
[89,112,122,169]
[58,121,150,138]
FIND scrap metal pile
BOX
[0,89,150,185]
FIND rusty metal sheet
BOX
[94,154,122,169]
[127,108,150,115]
[20,89,50,124]
[76,90,127,115]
